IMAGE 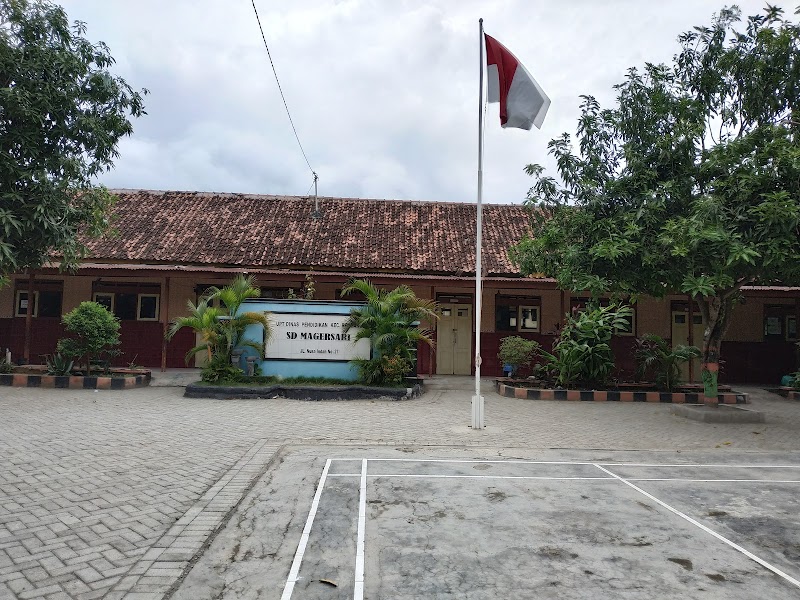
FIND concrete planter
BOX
[0,371,151,389]
[185,382,422,401]
[773,387,800,400]
[495,380,748,404]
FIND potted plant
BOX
[498,336,540,379]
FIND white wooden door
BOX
[436,304,472,375]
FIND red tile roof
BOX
[84,190,533,277]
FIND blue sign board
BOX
[240,299,369,381]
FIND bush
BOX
[200,355,245,384]
[351,351,411,386]
[541,303,633,388]
[791,370,800,391]
[634,334,700,391]
[57,302,120,374]
[498,336,540,377]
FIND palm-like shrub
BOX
[202,275,271,362]
[342,280,438,385]
[635,334,701,392]
[166,275,271,379]
[167,298,225,363]
[540,303,633,389]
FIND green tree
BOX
[341,280,438,385]
[57,301,120,373]
[0,0,147,282]
[510,5,800,402]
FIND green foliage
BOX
[379,351,412,385]
[498,336,541,377]
[342,280,437,386]
[200,355,245,384]
[0,0,147,277]
[303,270,316,300]
[0,358,13,374]
[510,6,800,400]
[45,352,73,376]
[56,301,120,373]
[634,334,701,392]
[166,275,271,370]
[789,371,800,391]
[540,304,633,389]
[279,376,354,386]
[351,357,385,386]
[351,353,411,387]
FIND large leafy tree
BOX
[510,5,800,402]
[0,0,147,281]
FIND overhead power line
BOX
[250,0,316,179]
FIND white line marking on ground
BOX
[280,459,332,600]
[331,458,597,465]
[328,473,800,483]
[370,474,611,481]
[329,458,800,469]
[628,478,800,483]
[594,463,800,589]
[354,459,367,600]
[599,463,800,469]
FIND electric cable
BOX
[250,0,317,181]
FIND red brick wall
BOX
[1,317,64,363]
[720,341,797,384]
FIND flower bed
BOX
[0,368,151,389]
[495,380,747,404]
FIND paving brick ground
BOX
[1,380,799,599]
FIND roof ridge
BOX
[108,188,527,208]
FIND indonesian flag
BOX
[485,34,550,130]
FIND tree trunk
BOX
[697,293,737,406]
[701,334,721,405]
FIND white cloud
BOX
[60,0,798,203]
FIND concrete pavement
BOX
[1,380,799,598]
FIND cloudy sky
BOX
[60,0,796,204]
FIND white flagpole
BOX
[472,19,485,430]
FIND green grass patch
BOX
[202,374,407,388]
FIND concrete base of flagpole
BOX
[471,394,485,429]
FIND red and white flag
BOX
[484,34,550,130]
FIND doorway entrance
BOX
[436,303,472,375]
[671,309,704,382]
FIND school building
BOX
[1,189,797,383]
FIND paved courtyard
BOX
[1,379,800,599]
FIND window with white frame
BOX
[137,294,160,321]
[91,286,160,321]
[495,295,541,332]
[93,293,114,313]
[518,306,540,331]
[15,290,37,317]
[14,289,63,318]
